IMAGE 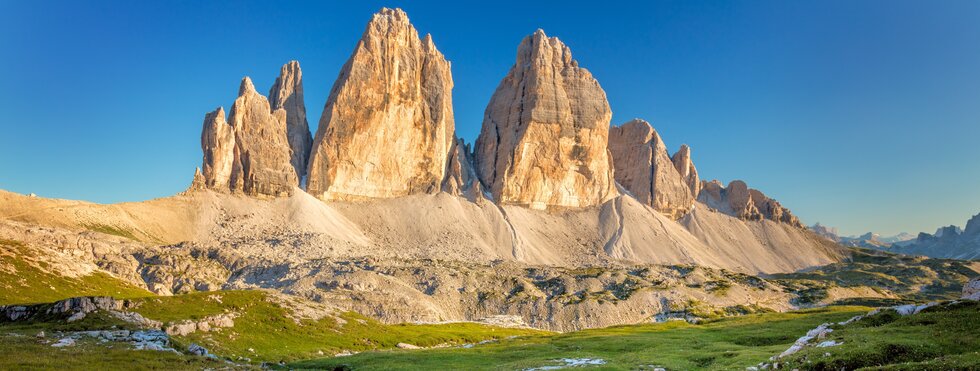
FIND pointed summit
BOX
[269,61,312,179]
[671,144,701,197]
[306,8,455,201]
[238,76,256,96]
[228,75,298,197]
[199,106,235,191]
[474,29,616,209]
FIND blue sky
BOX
[1,1,978,236]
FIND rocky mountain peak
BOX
[306,7,455,201]
[228,76,298,197]
[238,76,256,96]
[608,119,695,219]
[268,61,312,179]
[964,213,980,236]
[474,29,616,209]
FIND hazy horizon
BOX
[2,1,979,236]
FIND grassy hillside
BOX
[0,291,549,369]
[771,248,977,306]
[779,301,980,370]
[126,290,547,363]
[0,333,237,371]
[0,239,153,305]
[287,307,870,370]
[2,237,976,369]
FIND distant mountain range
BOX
[810,215,980,260]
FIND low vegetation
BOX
[0,239,153,305]
[287,307,870,370]
[130,290,546,363]
[0,333,235,371]
[780,300,980,370]
[771,248,977,305]
[82,223,140,241]
[3,238,976,369]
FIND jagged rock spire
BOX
[306,7,456,201]
[269,61,312,180]
[228,77,298,197]
[671,144,701,197]
[608,119,695,219]
[698,180,803,227]
[199,106,235,190]
[474,29,617,210]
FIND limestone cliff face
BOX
[698,180,802,227]
[608,119,695,219]
[199,107,235,190]
[307,8,455,201]
[268,61,312,179]
[474,29,616,210]
[671,144,701,197]
[228,77,298,197]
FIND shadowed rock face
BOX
[608,119,695,219]
[268,61,312,179]
[442,138,482,200]
[228,77,298,197]
[474,29,616,210]
[671,144,701,197]
[198,107,235,190]
[307,8,455,201]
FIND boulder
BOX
[964,277,980,300]
[307,8,455,201]
[474,29,616,209]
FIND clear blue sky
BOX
[2,1,979,236]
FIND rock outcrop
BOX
[474,29,616,210]
[307,8,455,201]
[698,180,802,227]
[671,144,701,197]
[964,277,980,300]
[608,119,695,219]
[228,77,298,197]
[268,61,312,180]
[442,138,481,199]
[198,107,235,190]
[809,223,841,242]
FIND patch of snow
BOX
[893,302,937,316]
[776,323,833,358]
[51,337,75,347]
[525,358,607,370]
[816,340,842,347]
